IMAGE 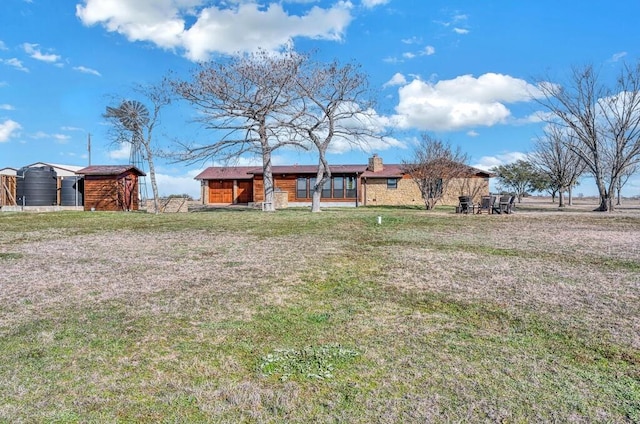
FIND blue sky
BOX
[1,0,639,198]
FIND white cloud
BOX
[0,119,21,142]
[401,36,422,45]
[402,52,415,59]
[61,126,84,131]
[0,40,7,50]
[361,0,390,8]
[153,172,201,198]
[0,104,15,110]
[467,130,479,137]
[53,134,71,143]
[472,151,528,172]
[1,58,29,72]
[28,131,71,142]
[393,73,544,131]
[423,45,435,55]
[108,142,131,160]
[22,43,62,63]
[77,0,353,61]
[382,56,401,64]
[611,51,627,62]
[383,72,407,88]
[453,27,469,35]
[73,66,102,76]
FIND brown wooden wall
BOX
[83,172,140,211]
[253,175,298,203]
[1,175,16,206]
[253,175,357,203]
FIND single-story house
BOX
[77,165,146,211]
[195,155,492,208]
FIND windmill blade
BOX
[119,100,150,131]
[105,105,124,118]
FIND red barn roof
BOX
[77,165,146,176]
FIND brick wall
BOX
[363,176,489,207]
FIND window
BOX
[296,177,307,198]
[321,178,331,198]
[387,178,398,189]
[333,177,344,198]
[345,177,357,198]
[296,175,357,199]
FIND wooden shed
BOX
[77,165,146,211]
[0,167,17,207]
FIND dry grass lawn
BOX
[0,201,638,422]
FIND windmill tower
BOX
[106,100,150,201]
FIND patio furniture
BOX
[458,196,475,214]
[499,195,516,214]
[477,195,495,214]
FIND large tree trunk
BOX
[261,147,276,212]
[568,186,573,206]
[311,151,330,213]
[558,190,565,208]
[311,161,324,213]
[146,147,160,214]
[593,177,611,211]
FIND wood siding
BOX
[1,175,16,206]
[237,180,253,203]
[253,175,357,203]
[208,180,233,203]
[83,171,140,211]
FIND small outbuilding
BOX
[77,165,146,211]
[0,167,17,207]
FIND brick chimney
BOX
[368,154,383,172]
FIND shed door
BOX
[209,180,233,203]
[236,180,253,203]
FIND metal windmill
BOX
[105,100,150,201]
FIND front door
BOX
[236,180,253,203]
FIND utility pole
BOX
[87,133,91,166]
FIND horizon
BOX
[1,0,639,198]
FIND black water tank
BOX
[60,176,83,206]
[16,166,58,206]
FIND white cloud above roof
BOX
[361,0,390,8]
[392,73,544,131]
[76,0,353,61]
[0,119,21,142]
[472,151,528,171]
[22,43,62,63]
[1,58,29,72]
[383,72,407,88]
[73,66,102,76]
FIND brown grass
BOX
[0,206,638,422]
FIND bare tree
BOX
[169,50,305,212]
[537,63,640,211]
[530,124,586,208]
[402,134,470,210]
[615,164,637,205]
[104,82,171,213]
[292,59,380,212]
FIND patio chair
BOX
[477,195,494,214]
[499,195,516,214]
[458,196,474,214]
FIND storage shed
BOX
[0,167,17,207]
[77,165,146,211]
